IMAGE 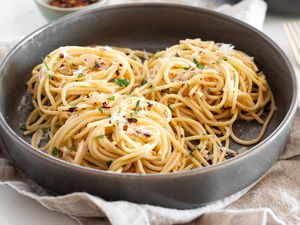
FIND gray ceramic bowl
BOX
[34,0,108,21]
[0,4,297,209]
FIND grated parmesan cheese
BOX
[218,44,235,54]
[73,65,86,77]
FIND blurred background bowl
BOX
[34,0,108,21]
[266,0,300,15]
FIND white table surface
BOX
[0,1,299,225]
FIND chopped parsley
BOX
[41,127,49,133]
[193,58,204,69]
[20,124,26,131]
[222,56,228,61]
[52,147,59,156]
[77,73,85,78]
[98,106,104,113]
[113,78,129,87]
[135,100,140,114]
[41,57,50,70]
[70,144,75,151]
[108,95,115,101]
[106,160,113,167]
[168,104,173,112]
[141,79,147,85]
[93,61,100,69]
[96,134,105,138]
[48,74,54,79]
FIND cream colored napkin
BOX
[3,1,297,225]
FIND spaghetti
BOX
[23,39,275,174]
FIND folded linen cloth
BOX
[3,1,298,225]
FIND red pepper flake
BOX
[116,70,120,76]
[127,118,138,123]
[135,130,151,138]
[102,102,110,109]
[147,102,153,108]
[68,106,77,112]
[49,0,98,8]
[143,133,151,138]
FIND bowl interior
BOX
[0,4,295,164]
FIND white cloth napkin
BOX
[4,1,298,225]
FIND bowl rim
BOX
[34,0,107,12]
[0,3,297,179]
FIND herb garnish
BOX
[20,124,26,130]
[96,134,105,138]
[70,144,75,151]
[193,59,204,69]
[77,74,85,78]
[135,100,140,114]
[168,104,173,112]
[141,79,147,85]
[52,147,59,156]
[106,160,113,167]
[108,96,115,101]
[41,127,49,133]
[113,78,129,87]
[93,61,100,69]
[223,56,228,61]
[98,106,104,113]
[48,74,54,79]
[41,57,50,70]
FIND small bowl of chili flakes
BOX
[34,0,108,21]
